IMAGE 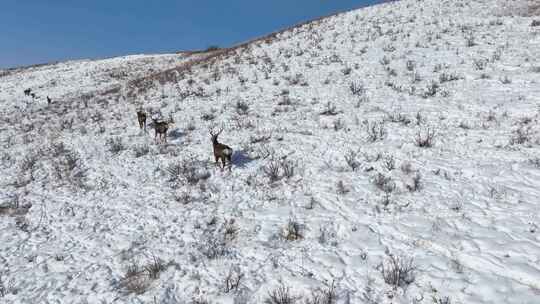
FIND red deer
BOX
[136,110,147,131]
[210,127,233,171]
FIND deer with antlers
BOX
[210,127,233,171]
[136,109,147,132]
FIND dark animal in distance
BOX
[210,127,233,171]
[152,118,170,143]
[24,88,32,96]
[47,96,52,104]
[30,93,36,99]
[136,110,147,131]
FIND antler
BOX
[209,124,224,137]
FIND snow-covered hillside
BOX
[1,0,540,303]
[0,52,205,104]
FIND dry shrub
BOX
[265,284,299,304]
[305,282,337,304]
[415,128,436,147]
[283,219,304,241]
[381,254,416,288]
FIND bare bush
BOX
[386,111,411,125]
[415,128,436,148]
[383,155,395,171]
[283,218,304,241]
[0,275,6,297]
[439,72,461,83]
[381,254,416,288]
[263,158,297,182]
[379,56,391,66]
[133,144,150,158]
[458,121,471,129]
[406,60,416,71]
[465,32,476,47]
[266,284,299,304]
[432,296,452,304]
[341,67,352,75]
[350,81,366,96]
[473,58,488,70]
[281,159,296,179]
[344,149,360,171]
[0,195,31,217]
[333,118,345,131]
[373,173,395,194]
[0,275,15,298]
[167,158,211,186]
[422,81,439,98]
[499,75,512,84]
[144,256,166,279]
[200,229,230,259]
[107,137,125,154]
[50,147,87,189]
[236,100,250,115]
[509,126,532,145]
[336,180,349,195]
[529,157,540,168]
[285,73,308,86]
[320,102,339,116]
[118,261,151,295]
[263,159,282,183]
[223,218,239,242]
[20,153,38,173]
[406,172,422,192]
[365,121,387,142]
[224,265,244,293]
[201,111,216,121]
[250,132,272,144]
[304,282,337,304]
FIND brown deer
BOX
[136,110,147,131]
[210,127,233,171]
[152,118,170,143]
[47,96,52,104]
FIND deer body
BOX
[210,128,233,171]
[153,118,169,143]
[47,96,52,104]
[24,88,31,96]
[136,110,147,131]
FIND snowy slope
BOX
[0,52,202,105]
[1,0,540,303]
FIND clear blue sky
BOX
[0,0,382,69]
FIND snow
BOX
[1,0,540,303]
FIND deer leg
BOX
[221,158,226,171]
